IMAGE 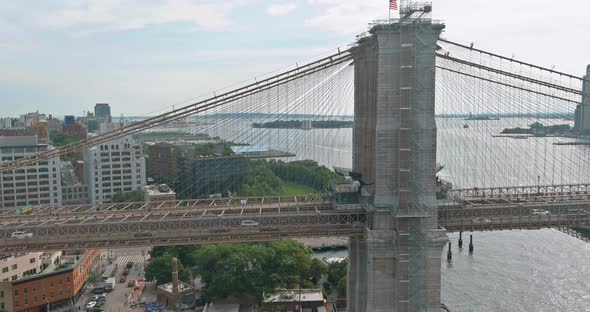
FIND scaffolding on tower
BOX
[399,1,433,21]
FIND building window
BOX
[50,281,54,287]
[14,289,18,296]
[58,289,63,296]
[10,264,17,270]
[0,290,4,298]
[50,292,54,298]
[1,267,7,273]
[14,300,18,308]
[30,258,36,263]
[23,287,28,294]
[24,297,28,305]
[34,296,38,303]
[58,279,62,285]
[66,276,71,282]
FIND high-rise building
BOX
[0,117,14,129]
[0,136,62,208]
[83,136,146,204]
[94,103,111,121]
[64,115,75,126]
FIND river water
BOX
[196,116,590,310]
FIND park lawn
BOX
[280,181,319,196]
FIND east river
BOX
[200,116,590,311]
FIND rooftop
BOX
[12,252,87,285]
[263,289,325,304]
[146,184,175,196]
[0,135,45,148]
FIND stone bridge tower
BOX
[348,15,448,312]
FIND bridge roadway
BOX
[0,196,365,253]
[439,192,590,231]
[1,189,590,253]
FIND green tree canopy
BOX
[193,240,315,300]
[327,259,347,286]
[310,258,328,285]
[151,245,200,268]
[145,253,191,285]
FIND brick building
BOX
[61,122,87,140]
[0,249,99,312]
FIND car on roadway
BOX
[127,280,135,287]
[531,209,550,216]
[122,269,129,276]
[471,217,492,223]
[91,295,100,301]
[86,301,97,309]
[240,220,259,227]
[119,276,126,283]
[11,231,33,239]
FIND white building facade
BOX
[0,136,62,208]
[84,136,146,204]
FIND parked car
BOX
[86,301,97,309]
[122,270,129,276]
[127,280,135,287]
[240,220,259,227]
[119,276,126,283]
[11,231,33,239]
[91,295,100,301]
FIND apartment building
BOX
[0,136,62,208]
[83,136,146,204]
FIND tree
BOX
[336,277,346,296]
[193,241,315,300]
[150,246,200,268]
[111,190,145,203]
[327,259,347,286]
[309,258,327,285]
[144,253,190,285]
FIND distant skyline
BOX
[1,0,589,117]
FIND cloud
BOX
[266,3,297,16]
[304,0,386,34]
[28,0,245,34]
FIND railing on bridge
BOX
[0,197,365,253]
[446,183,590,200]
[439,193,590,232]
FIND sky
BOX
[1,0,589,117]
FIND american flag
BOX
[389,0,398,10]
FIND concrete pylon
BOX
[348,20,448,312]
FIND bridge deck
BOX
[2,189,590,253]
[0,199,364,253]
